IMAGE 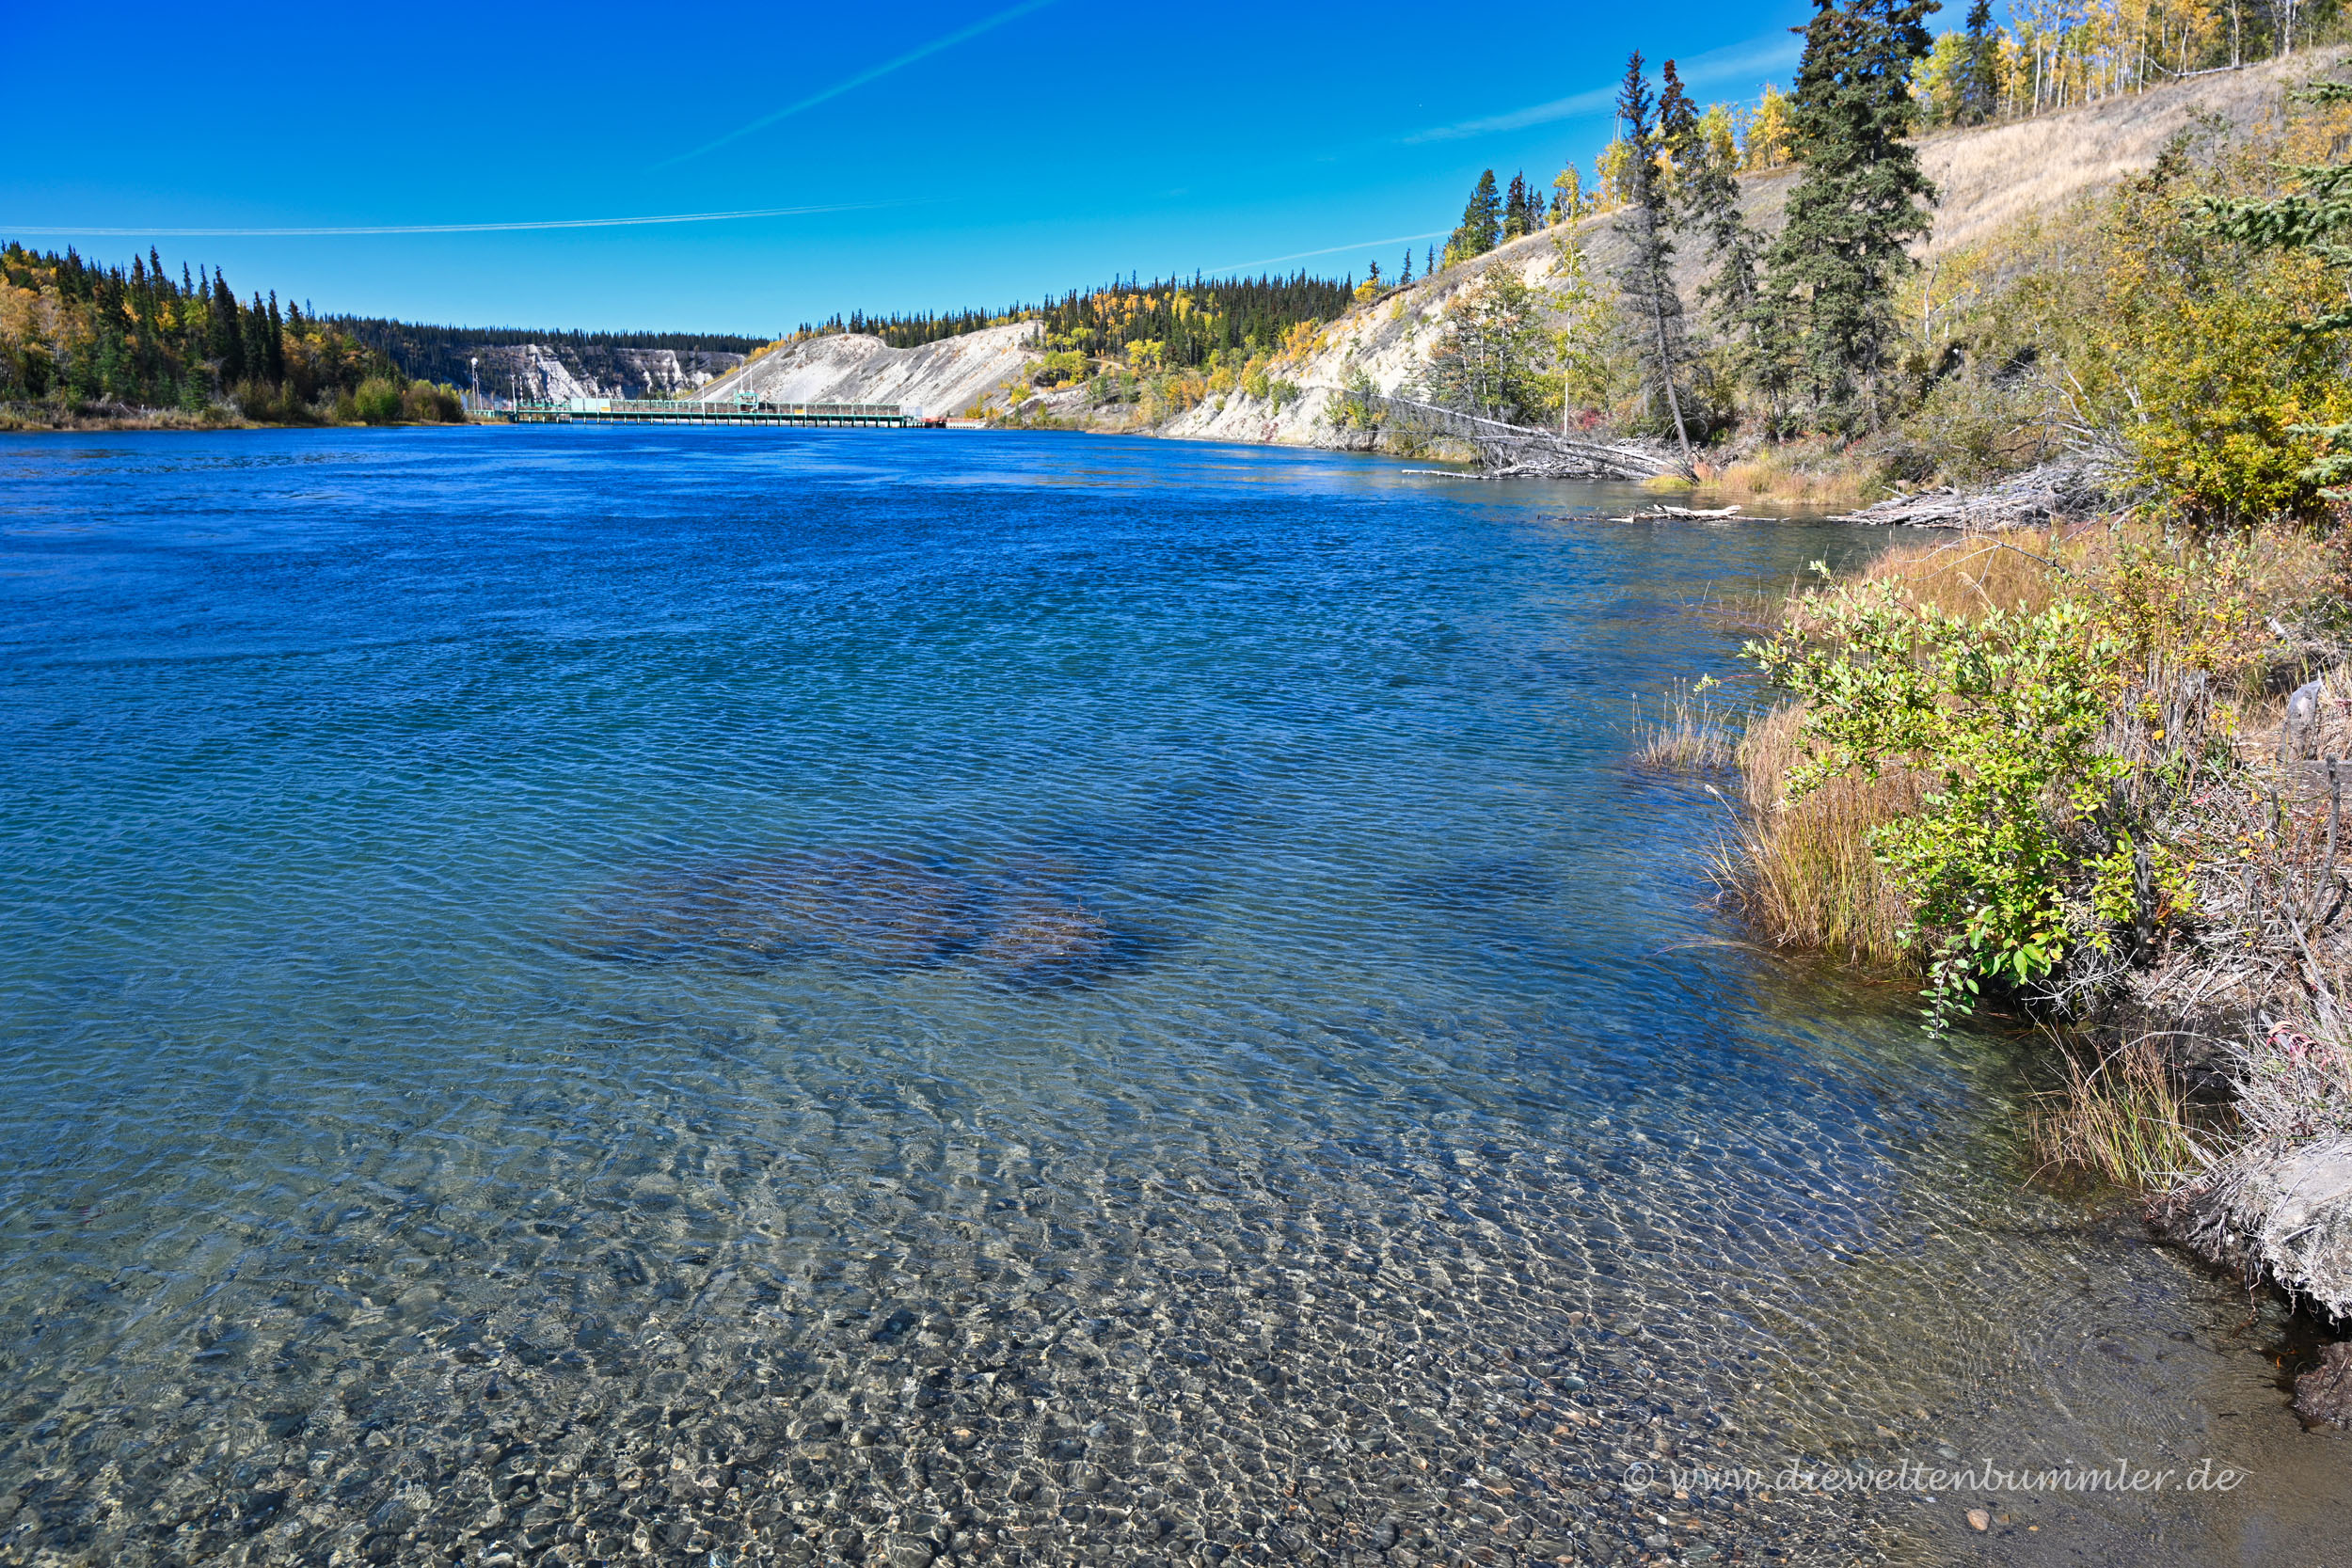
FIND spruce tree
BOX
[1961,0,1998,123]
[1658,61,1700,175]
[1450,170,1502,261]
[1669,61,1767,363]
[1400,250,1414,286]
[212,275,246,383]
[243,292,273,385]
[1613,51,1695,467]
[265,292,286,382]
[1755,0,1936,431]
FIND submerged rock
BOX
[571,848,1122,984]
[970,896,1115,985]
[2296,1343,2352,1428]
[575,851,985,969]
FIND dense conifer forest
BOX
[0,243,462,424]
[326,319,767,391]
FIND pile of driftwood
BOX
[1830,455,2113,529]
[1372,396,1684,481]
[1613,503,1741,521]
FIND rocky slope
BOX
[692,323,1041,419]
[494,344,743,402]
[333,328,751,403]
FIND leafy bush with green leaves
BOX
[1028,349,1090,388]
[351,376,404,424]
[1327,366,1380,432]
[1748,577,2150,1027]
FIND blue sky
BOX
[2,0,1927,335]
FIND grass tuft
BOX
[1711,702,1922,966]
[1630,681,1740,771]
[2030,1034,2212,1188]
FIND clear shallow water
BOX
[0,427,2342,1568]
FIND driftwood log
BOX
[1370,396,1684,481]
[1614,503,1741,520]
[1829,456,2113,529]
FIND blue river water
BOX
[0,426,2343,1567]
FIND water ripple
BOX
[0,428,2341,1567]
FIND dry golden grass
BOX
[1847,527,2072,617]
[2030,1034,2210,1187]
[1714,702,1923,966]
[1915,48,2346,260]
[1630,682,1739,771]
[1703,443,1877,509]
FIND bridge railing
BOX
[505,398,913,422]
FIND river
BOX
[0,427,2343,1567]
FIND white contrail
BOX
[1201,230,1452,276]
[659,0,1061,167]
[1,203,882,238]
[1405,29,1805,143]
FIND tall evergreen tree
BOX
[1450,169,1503,261]
[1755,0,1936,430]
[1613,51,1695,467]
[1961,0,1998,123]
[1658,61,1701,173]
[1666,58,1767,362]
[243,291,273,385]
[265,292,286,382]
[1400,249,1414,286]
[211,274,246,383]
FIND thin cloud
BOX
[1202,230,1451,276]
[1406,29,1804,144]
[658,0,1060,167]
[3,202,886,238]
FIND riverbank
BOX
[0,385,469,433]
[1690,518,2352,1363]
[0,401,238,432]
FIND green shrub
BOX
[1028,349,1089,388]
[1748,578,2148,1027]
[350,376,404,424]
[399,379,464,422]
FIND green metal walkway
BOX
[501,398,936,427]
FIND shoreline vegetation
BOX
[1661,518,2352,1365]
[1584,6,2352,1384]
[1551,3,2352,1390]
[0,243,466,431]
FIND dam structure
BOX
[501,397,938,427]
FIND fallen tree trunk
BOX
[1829,455,2115,529]
[1369,396,1684,481]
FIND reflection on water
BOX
[0,428,2342,1567]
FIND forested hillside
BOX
[785,273,1352,369]
[0,243,462,427]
